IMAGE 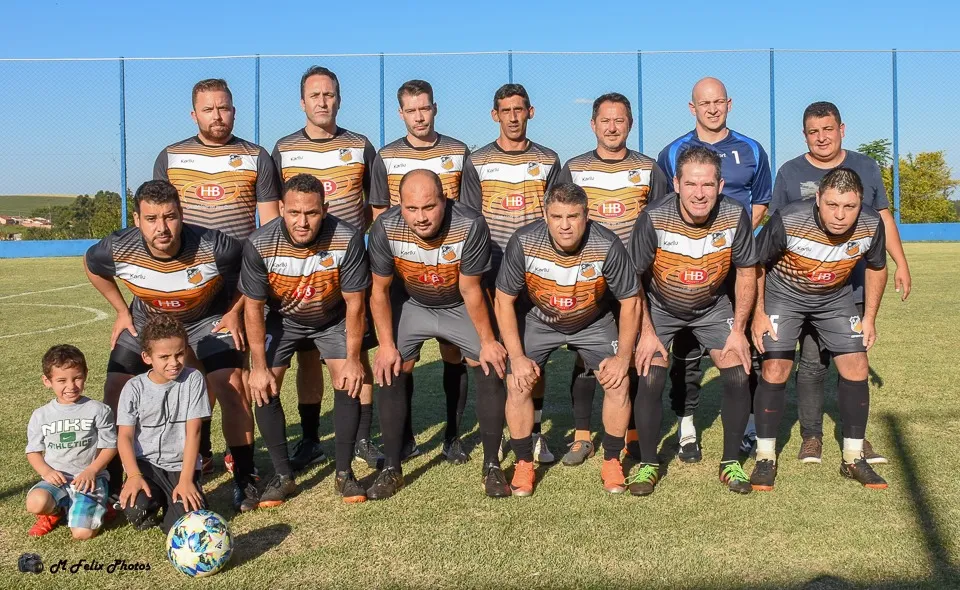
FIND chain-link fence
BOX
[1,50,958,244]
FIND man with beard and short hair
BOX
[460,83,561,464]
[556,92,670,466]
[271,66,383,473]
[369,80,473,465]
[239,174,372,508]
[366,169,509,500]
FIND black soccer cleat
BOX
[258,474,298,508]
[482,463,512,498]
[678,440,703,464]
[750,459,778,491]
[234,481,261,513]
[625,463,660,497]
[288,438,327,473]
[354,438,385,469]
[400,439,422,462]
[367,467,405,500]
[840,457,888,489]
[719,460,753,494]
[335,470,368,503]
[443,437,469,465]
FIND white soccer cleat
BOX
[533,433,555,464]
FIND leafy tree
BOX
[858,141,959,223]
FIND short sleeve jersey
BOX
[26,397,117,481]
[631,194,758,320]
[368,202,491,308]
[496,220,638,335]
[368,134,470,207]
[770,150,890,215]
[239,216,371,329]
[271,128,377,230]
[657,129,772,211]
[757,199,886,312]
[459,141,561,271]
[85,224,241,326]
[154,136,281,240]
[556,150,670,245]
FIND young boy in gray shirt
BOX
[25,345,117,539]
[117,314,211,533]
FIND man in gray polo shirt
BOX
[771,101,912,464]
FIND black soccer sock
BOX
[627,369,639,430]
[510,436,534,463]
[473,366,507,465]
[333,389,361,473]
[443,361,468,442]
[199,419,212,458]
[603,433,626,461]
[254,396,292,477]
[754,377,787,440]
[532,394,544,435]
[669,330,703,418]
[358,403,374,441]
[228,444,255,487]
[379,373,410,470]
[796,337,829,439]
[570,364,597,432]
[107,456,123,497]
[403,373,415,445]
[635,366,667,464]
[837,376,870,440]
[720,366,751,462]
[298,403,321,443]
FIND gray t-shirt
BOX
[116,368,211,472]
[26,397,117,480]
[771,150,890,304]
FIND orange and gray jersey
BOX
[757,199,885,311]
[154,136,281,241]
[85,224,241,326]
[557,149,670,245]
[368,202,491,309]
[631,194,757,320]
[368,134,470,208]
[459,141,560,270]
[239,216,370,329]
[271,128,377,230]
[497,219,638,335]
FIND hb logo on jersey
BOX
[711,232,727,248]
[503,194,526,211]
[580,262,597,278]
[186,268,203,285]
[339,148,353,162]
[597,200,625,218]
[441,156,454,171]
[527,162,541,177]
[845,241,860,257]
[679,267,709,285]
[293,285,316,301]
[441,245,457,262]
[549,295,577,310]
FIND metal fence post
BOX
[769,48,776,173]
[892,48,901,223]
[379,53,385,148]
[119,57,128,229]
[637,50,643,153]
[254,54,261,146]
[508,50,513,84]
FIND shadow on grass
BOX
[229,522,292,568]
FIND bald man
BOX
[656,77,772,463]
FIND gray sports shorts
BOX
[512,312,620,372]
[650,298,735,356]
[111,314,241,374]
[762,299,867,356]
[264,314,373,368]
[394,300,482,363]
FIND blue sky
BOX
[0,1,958,204]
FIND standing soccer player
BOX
[84,180,258,510]
[460,83,561,463]
[750,168,888,490]
[556,92,670,466]
[628,146,758,496]
[369,80,473,463]
[272,66,382,471]
[657,77,773,462]
[153,78,281,476]
[495,183,639,496]
[366,170,509,500]
[240,174,372,508]
[771,101,911,464]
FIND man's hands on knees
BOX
[751,314,777,354]
[248,367,278,407]
[111,309,138,350]
[373,345,403,387]
[720,330,752,373]
[509,355,540,393]
[598,354,630,390]
[335,357,365,397]
[635,330,667,377]
[478,340,507,379]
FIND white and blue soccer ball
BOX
[166,510,233,577]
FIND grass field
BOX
[0,194,76,217]
[0,244,958,589]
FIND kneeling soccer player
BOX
[629,146,758,496]
[495,182,639,496]
[750,167,888,490]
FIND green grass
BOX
[0,194,76,217]
[0,244,958,589]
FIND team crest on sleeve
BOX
[318,251,334,268]
[849,315,863,335]
[228,154,243,168]
[627,170,641,184]
[441,245,458,261]
[527,162,541,177]
[339,148,353,162]
[579,262,597,278]
[186,268,203,285]
[711,232,728,248]
[845,241,860,257]
[441,156,455,171]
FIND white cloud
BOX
[573,98,592,104]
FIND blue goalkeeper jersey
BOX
[657,129,772,212]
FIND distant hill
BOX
[0,195,77,216]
